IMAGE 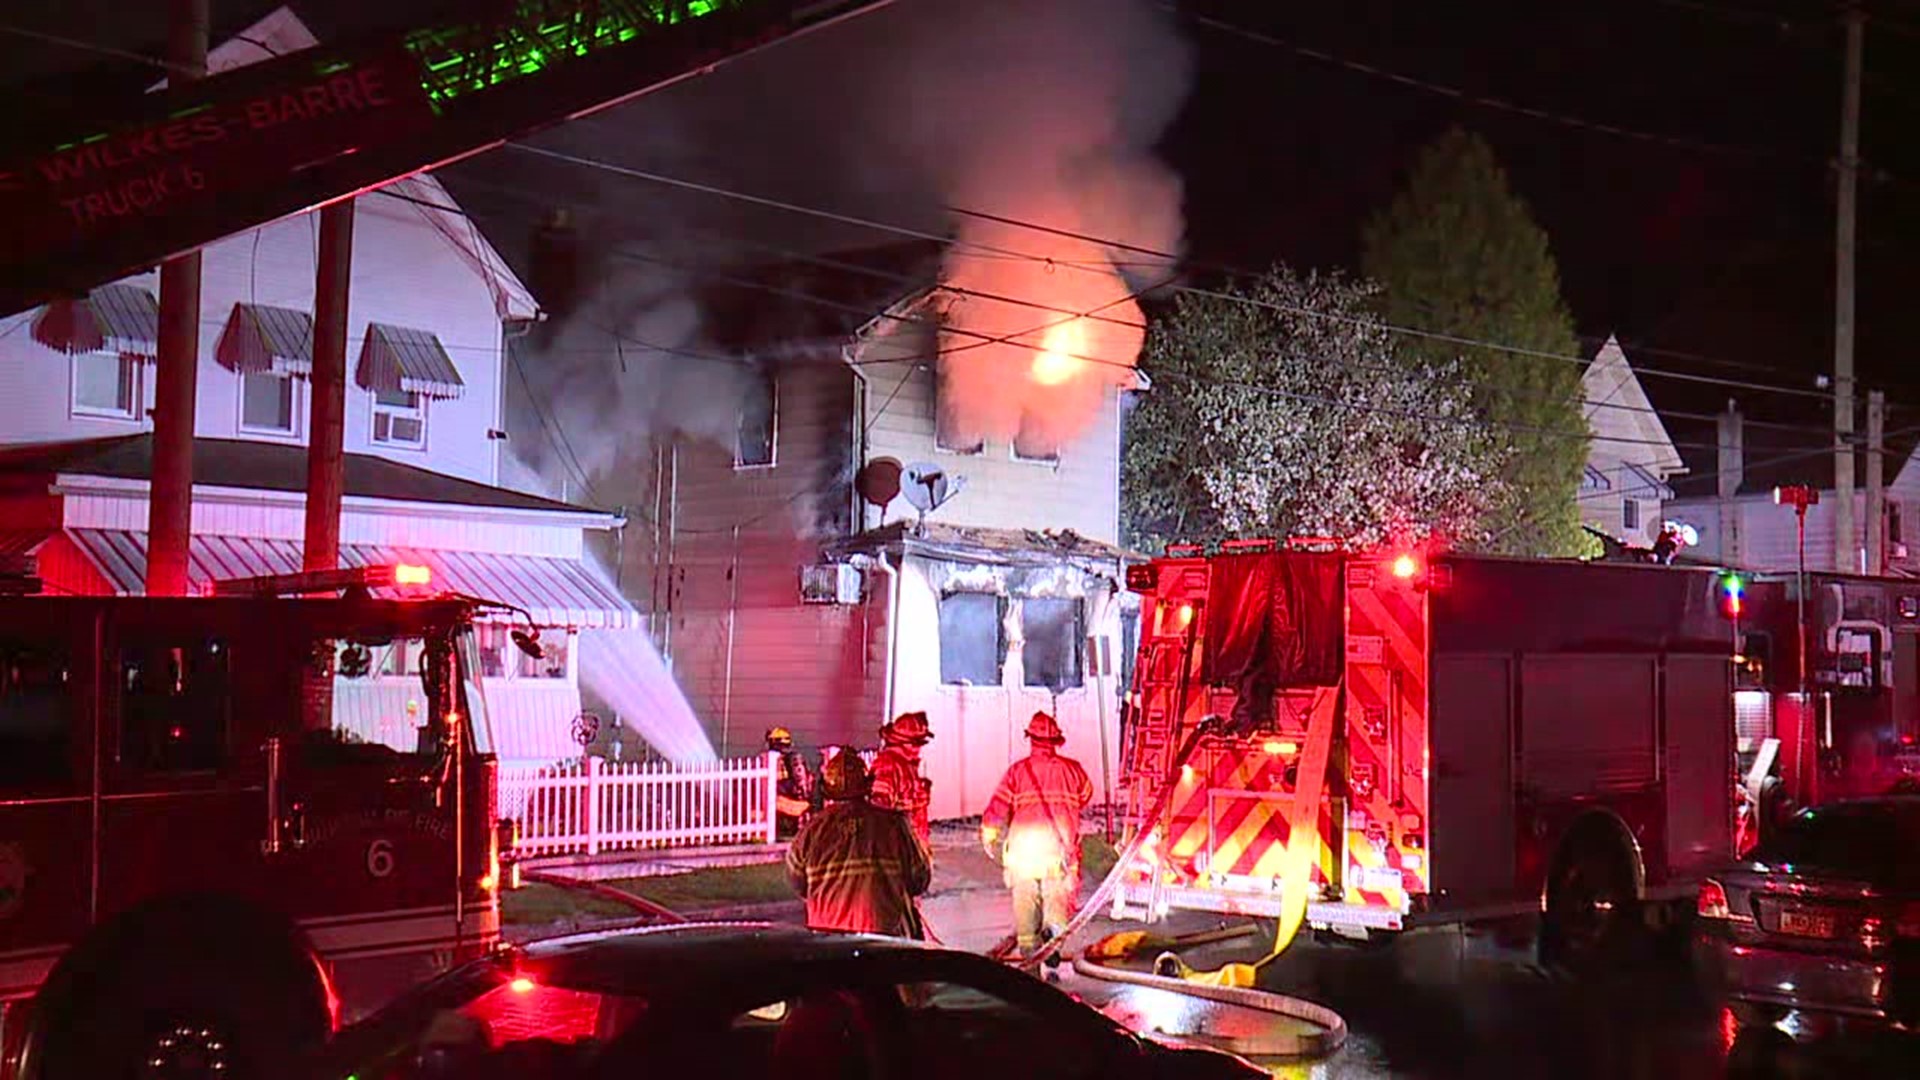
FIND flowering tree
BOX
[1122,267,1509,554]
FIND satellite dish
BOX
[855,458,904,509]
[902,462,951,514]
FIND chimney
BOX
[1717,399,1744,498]
[1717,399,1743,565]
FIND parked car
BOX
[1694,795,1920,1027]
[300,923,1270,1080]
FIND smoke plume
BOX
[882,0,1193,455]
[478,0,1191,492]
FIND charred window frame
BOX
[0,639,76,793]
[939,592,1006,686]
[735,364,777,468]
[1012,412,1060,465]
[1020,597,1085,690]
[118,636,232,773]
[932,366,984,456]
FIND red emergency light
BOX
[208,563,434,598]
[1391,554,1419,580]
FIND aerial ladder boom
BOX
[0,0,893,317]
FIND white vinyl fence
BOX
[499,752,779,857]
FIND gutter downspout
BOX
[875,552,902,726]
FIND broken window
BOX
[939,592,1004,686]
[932,368,984,455]
[1021,597,1084,690]
[736,366,776,468]
[1012,413,1060,464]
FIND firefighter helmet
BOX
[821,751,871,800]
[766,727,793,750]
[1024,712,1065,744]
[880,711,933,745]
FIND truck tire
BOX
[1538,830,1642,979]
[27,896,331,1080]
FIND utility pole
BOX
[147,0,208,596]
[1833,4,1864,574]
[303,203,355,574]
[1867,389,1886,574]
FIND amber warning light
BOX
[394,563,432,586]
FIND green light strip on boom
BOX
[401,0,735,112]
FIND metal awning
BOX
[1621,462,1674,500]
[66,530,635,629]
[30,285,160,358]
[215,303,313,376]
[1581,464,1611,492]
[355,323,465,400]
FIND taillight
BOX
[1897,901,1920,939]
[1698,879,1731,919]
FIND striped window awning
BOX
[30,285,160,359]
[215,303,314,376]
[1620,462,1674,500]
[355,323,465,400]
[67,530,634,630]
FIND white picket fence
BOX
[498,751,779,857]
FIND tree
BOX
[1122,267,1508,554]
[1360,128,1590,557]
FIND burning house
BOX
[591,241,1147,816]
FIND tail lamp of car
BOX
[1697,879,1731,920]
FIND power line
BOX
[1172,5,1789,161]
[507,141,1872,407]
[0,22,193,74]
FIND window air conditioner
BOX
[801,563,863,605]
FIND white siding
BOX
[856,318,1123,545]
[0,192,508,485]
[1670,493,1856,573]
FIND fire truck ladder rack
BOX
[0,0,896,315]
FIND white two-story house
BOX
[1581,335,1685,546]
[0,7,637,767]
[624,241,1138,815]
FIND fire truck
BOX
[1730,570,1920,813]
[1111,540,1739,971]
[0,563,543,1078]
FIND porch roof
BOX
[827,521,1142,569]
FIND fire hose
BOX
[518,869,687,924]
[1018,687,1340,989]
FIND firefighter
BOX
[981,712,1094,962]
[768,727,813,839]
[869,711,934,852]
[786,750,931,938]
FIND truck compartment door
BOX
[1428,654,1514,905]
[1663,654,1733,878]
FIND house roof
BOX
[0,435,603,516]
[700,240,947,356]
[828,521,1142,568]
[1583,335,1683,476]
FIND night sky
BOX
[7,0,1920,483]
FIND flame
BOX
[1030,319,1088,385]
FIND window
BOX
[735,367,777,467]
[0,642,74,793]
[240,371,296,433]
[1012,414,1060,464]
[933,370,984,455]
[939,593,1004,686]
[372,387,427,448]
[1622,498,1640,531]
[1020,598,1084,690]
[72,351,138,418]
[517,633,569,679]
[119,637,230,773]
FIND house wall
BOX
[1666,488,1920,572]
[854,317,1123,546]
[1581,456,1668,547]
[892,554,1127,819]
[0,192,509,485]
[618,360,881,759]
